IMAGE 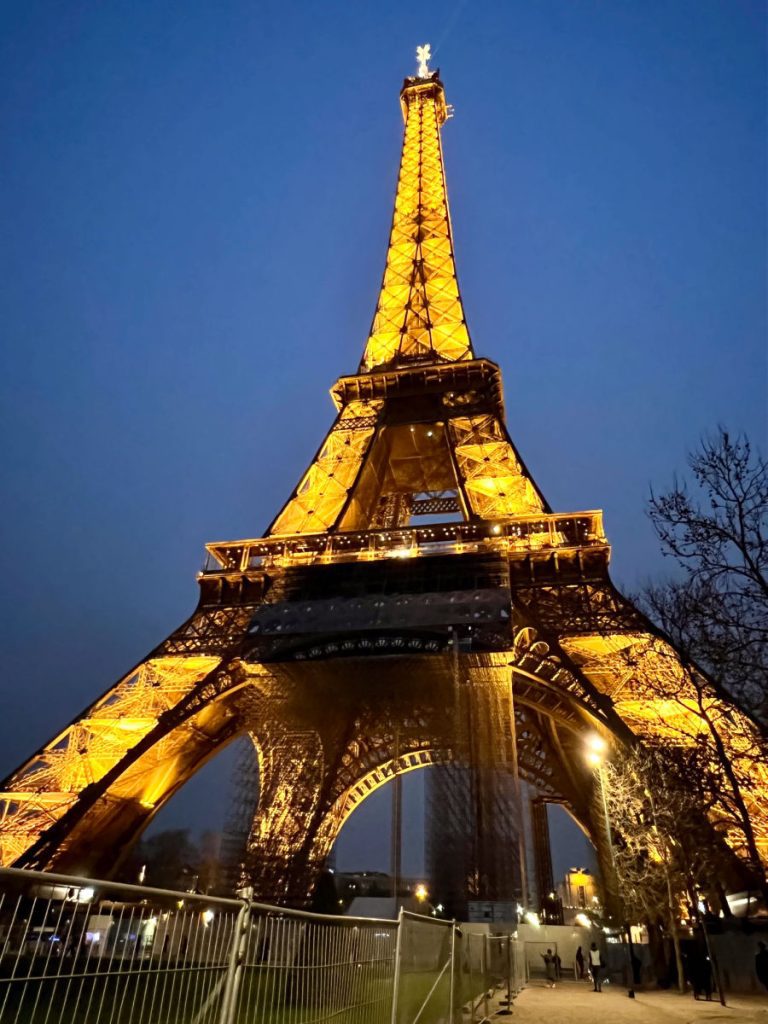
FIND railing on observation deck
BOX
[202,511,606,575]
[0,866,525,1024]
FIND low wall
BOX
[711,933,768,995]
[516,922,602,977]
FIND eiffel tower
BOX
[2,53,766,910]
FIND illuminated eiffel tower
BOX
[2,52,766,910]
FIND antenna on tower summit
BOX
[416,43,432,78]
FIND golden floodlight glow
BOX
[585,734,606,768]
[361,70,472,372]
[0,58,765,906]
[586,734,607,754]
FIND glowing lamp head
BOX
[585,734,607,766]
[414,883,428,902]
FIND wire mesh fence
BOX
[233,905,398,1024]
[0,867,240,1024]
[462,931,527,1023]
[0,867,525,1024]
[392,912,456,1024]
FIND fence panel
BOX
[462,932,490,1023]
[391,912,456,1024]
[233,906,397,1024]
[0,867,240,1024]
[461,931,526,1023]
[0,868,525,1024]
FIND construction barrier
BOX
[0,867,524,1023]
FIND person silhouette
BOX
[756,941,768,992]
[589,942,604,992]
[541,949,556,989]
[575,945,585,979]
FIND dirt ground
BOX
[501,978,768,1024]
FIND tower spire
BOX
[416,43,432,78]
[360,59,473,372]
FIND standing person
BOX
[589,942,604,992]
[631,950,642,987]
[575,945,585,980]
[689,947,711,1000]
[541,949,557,989]
[700,955,713,1001]
[756,942,768,993]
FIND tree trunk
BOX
[668,909,685,994]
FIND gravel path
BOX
[499,979,768,1024]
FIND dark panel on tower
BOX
[531,797,555,909]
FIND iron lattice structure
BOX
[1,67,766,909]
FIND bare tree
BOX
[646,428,768,722]
[603,747,691,991]
[637,428,768,898]
[602,742,753,992]
[611,627,768,901]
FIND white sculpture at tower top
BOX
[416,43,431,78]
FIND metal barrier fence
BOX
[0,867,525,1023]
[463,932,527,1022]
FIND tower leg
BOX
[390,734,402,904]
[531,798,554,912]
[244,730,329,905]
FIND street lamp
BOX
[586,733,607,765]
[585,734,635,999]
[413,884,444,917]
[585,736,612,863]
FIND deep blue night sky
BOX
[1,1,765,881]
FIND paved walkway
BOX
[501,979,768,1024]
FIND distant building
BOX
[558,868,598,923]
[336,873,443,919]
[336,871,405,900]
[335,871,423,903]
